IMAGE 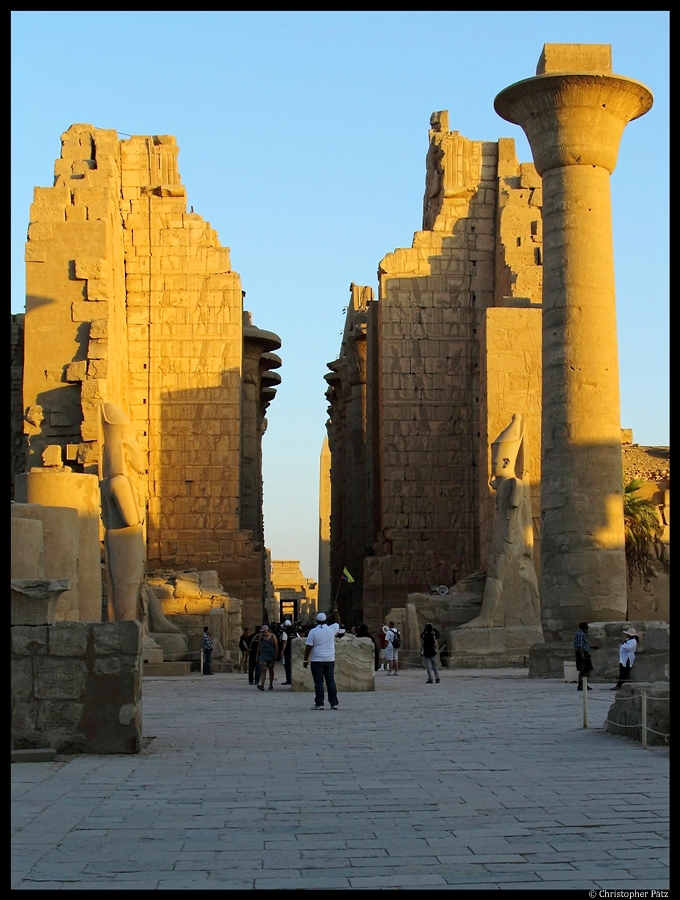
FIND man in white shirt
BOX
[384,621,399,675]
[303,605,341,710]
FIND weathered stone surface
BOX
[34,658,88,700]
[20,124,279,626]
[326,121,544,635]
[150,632,188,662]
[11,503,79,620]
[48,622,90,657]
[495,46,653,639]
[11,578,71,626]
[604,682,669,747]
[11,510,45,580]
[291,635,375,692]
[12,626,48,657]
[11,619,142,754]
[11,659,34,701]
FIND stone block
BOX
[89,318,108,339]
[12,626,48,657]
[604,682,669,747]
[34,657,88,700]
[11,700,38,738]
[11,516,44,579]
[36,700,84,732]
[11,659,34,701]
[71,300,108,322]
[11,579,71,626]
[74,257,109,280]
[291,636,375,692]
[11,747,57,762]
[150,632,188,661]
[42,444,63,467]
[143,661,191,676]
[643,623,670,652]
[48,622,90,657]
[536,42,612,76]
[94,657,122,675]
[65,360,88,382]
[174,572,202,598]
[87,339,107,359]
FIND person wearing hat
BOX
[279,619,294,685]
[612,627,639,690]
[303,604,341,709]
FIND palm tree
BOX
[623,477,662,586]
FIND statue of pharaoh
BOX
[460,413,541,630]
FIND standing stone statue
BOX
[463,413,540,630]
[449,414,543,664]
[101,402,147,623]
[100,402,181,653]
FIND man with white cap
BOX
[303,603,341,709]
[279,619,294,685]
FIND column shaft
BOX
[540,164,627,637]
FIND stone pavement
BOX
[12,666,669,890]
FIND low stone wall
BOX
[11,620,142,754]
[604,682,670,747]
[528,621,669,683]
[291,636,375,692]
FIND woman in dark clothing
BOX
[356,623,380,671]
[421,623,441,683]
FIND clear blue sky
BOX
[12,11,669,580]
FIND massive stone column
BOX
[494,44,653,639]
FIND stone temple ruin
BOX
[12,126,280,752]
[324,44,669,672]
[11,44,669,754]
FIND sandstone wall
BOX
[327,117,544,634]
[11,620,142,754]
[11,314,26,499]
[20,125,281,627]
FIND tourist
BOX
[303,606,341,709]
[248,625,263,685]
[611,627,639,690]
[256,625,279,691]
[356,623,379,670]
[573,622,598,691]
[239,627,251,674]
[378,627,388,671]
[201,626,214,676]
[421,623,441,683]
[384,621,400,675]
[279,619,294,685]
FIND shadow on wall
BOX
[147,376,265,627]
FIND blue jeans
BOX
[202,649,212,674]
[310,661,338,707]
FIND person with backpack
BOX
[383,621,401,675]
[421,623,441,683]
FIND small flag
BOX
[342,567,355,583]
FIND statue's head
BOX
[490,413,525,489]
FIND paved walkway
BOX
[12,666,669,890]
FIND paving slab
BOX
[11,668,669,890]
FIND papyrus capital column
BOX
[494,45,653,639]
